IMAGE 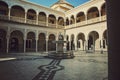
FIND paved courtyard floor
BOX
[0,51,108,80]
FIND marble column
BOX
[35,38,38,52]
[100,39,103,53]
[25,12,27,23]
[24,32,27,53]
[85,40,88,52]
[6,28,10,53]
[46,36,48,53]
[56,36,58,52]
[35,31,38,52]
[6,36,10,53]
[24,39,26,53]
[69,40,71,51]
[46,16,48,26]
[8,7,11,20]
[36,13,39,25]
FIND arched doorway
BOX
[38,33,46,51]
[66,35,69,51]
[103,30,107,50]
[26,32,35,52]
[9,30,24,52]
[48,34,56,51]
[77,33,85,50]
[10,38,19,52]
[0,29,7,53]
[88,35,93,50]
[88,31,99,51]
[71,34,75,50]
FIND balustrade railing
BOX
[0,14,9,20]
[101,15,106,21]
[10,16,25,23]
[26,19,36,25]
[76,21,86,27]
[87,17,100,24]
[48,23,56,28]
[57,25,64,28]
[38,21,46,26]
[69,23,75,28]
[0,14,107,29]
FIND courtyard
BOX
[0,51,108,80]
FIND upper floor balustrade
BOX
[0,14,106,29]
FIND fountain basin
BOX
[48,51,74,59]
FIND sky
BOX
[28,0,89,7]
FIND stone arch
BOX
[66,35,69,50]
[38,12,46,22]
[48,34,56,51]
[87,7,99,20]
[88,31,99,51]
[0,29,7,53]
[77,33,85,50]
[70,15,75,24]
[103,30,107,49]
[76,12,85,23]
[58,17,64,26]
[38,33,46,51]
[26,32,36,52]
[48,14,56,24]
[9,30,24,52]
[66,18,69,26]
[11,5,25,18]
[27,9,36,20]
[101,3,106,16]
[0,1,9,15]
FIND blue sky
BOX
[28,0,89,7]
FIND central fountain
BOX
[47,33,74,59]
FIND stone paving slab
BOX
[0,51,108,80]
